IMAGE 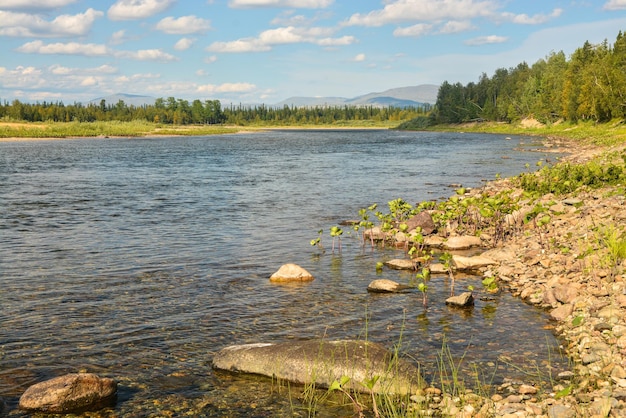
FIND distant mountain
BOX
[275,84,439,108]
[89,93,156,107]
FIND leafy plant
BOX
[330,226,344,253]
[440,252,456,296]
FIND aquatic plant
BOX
[439,252,456,296]
[330,226,344,253]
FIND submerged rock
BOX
[367,279,412,293]
[269,263,314,283]
[212,339,424,395]
[19,373,117,414]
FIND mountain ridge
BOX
[89,84,440,108]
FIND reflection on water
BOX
[0,130,567,416]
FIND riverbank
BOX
[0,120,400,140]
[413,134,626,416]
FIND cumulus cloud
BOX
[197,82,256,93]
[17,40,110,56]
[344,0,562,29]
[604,0,626,10]
[174,37,195,50]
[108,0,175,21]
[0,0,78,10]
[438,20,475,34]
[0,8,103,38]
[501,8,563,25]
[17,40,177,61]
[464,35,507,45]
[344,0,497,27]
[353,53,365,62]
[207,25,355,52]
[228,0,333,8]
[393,23,433,37]
[117,49,178,61]
[156,15,212,34]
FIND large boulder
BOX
[269,263,314,283]
[212,339,424,395]
[19,373,117,414]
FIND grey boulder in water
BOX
[212,339,424,395]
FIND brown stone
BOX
[405,211,436,235]
[550,303,574,321]
[19,373,116,414]
[445,292,474,307]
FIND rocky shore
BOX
[408,139,626,417]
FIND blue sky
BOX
[1,0,626,105]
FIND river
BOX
[0,129,568,416]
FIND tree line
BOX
[0,95,430,125]
[430,30,626,125]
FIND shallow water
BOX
[0,130,567,416]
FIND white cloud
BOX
[0,8,103,38]
[80,76,100,87]
[438,20,475,34]
[207,39,271,53]
[207,25,354,52]
[17,40,177,61]
[204,55,218,64]
[393,23,433,37]
[502,8,563,25]
[49,64,118,75]
[110,30,128,45]
[118,49,178,61]
[174,37,195,50]
[353,53,365,62]
[316,35,356,46]
[228,0,333,8]
[156,15,212,34]
[0,0,78,10]
[604,0,626,10]
[17,40,110,56]
[464,35,507,46]
[344,0,497,27]
[197,82,256,93]
[108,0,175,21]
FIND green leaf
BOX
[572,315,584,327]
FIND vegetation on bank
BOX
[402,30,626,126]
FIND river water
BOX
[0,130,568,416]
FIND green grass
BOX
[0,120,246,138]
[423,119,626,147]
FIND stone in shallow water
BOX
[212,339,424,395]
[445,292,474,307]
[269,263,314,283]
[384,259,416,270]
[19,373,117,414]
[367,279,411,293]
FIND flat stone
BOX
[452,254,496,271]
[550,303,573,321]
[441,235,482,250]
[384,259,416,270]
[269,263,314,283]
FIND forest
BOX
[429,30,626,125]
[0,95,429,126]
